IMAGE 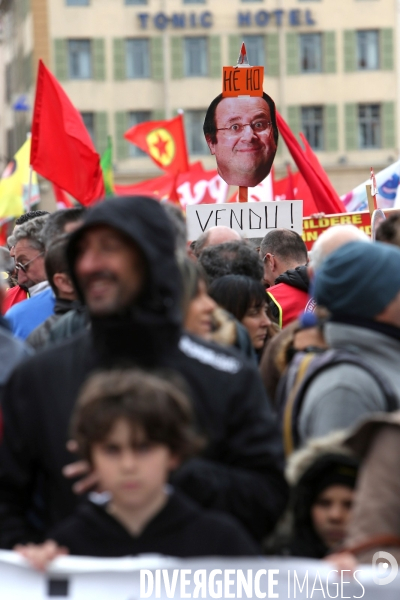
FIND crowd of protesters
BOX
[0,195,400,571]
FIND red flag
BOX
[52,183,74,209]
[30,60,105,206]
[114,172,178,202]
[124,115,189,176]
[284,163,296,200]
[299,132,341,206]
[175,162,228,207]
[273,169,318,216]
[276,112,346,214]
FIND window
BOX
[66,0,89,5]
[357,30,379,70]
[126,39,150,78]
[301,106,324,150]
[185,110,209,154]
[242,35,265,67]
[300,33,322,73]
[68,40,91,79]
[125,0,147,4]
[184,37,208,77]
[359,104,380,148]
[128,111,151,157]
[183,0,206,3]
[81,112,95,144]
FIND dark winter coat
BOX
[0,196,287,548]
[26,298,77,350]
[50,490,260,558]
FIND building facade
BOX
[1,0,399,198]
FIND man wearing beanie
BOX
[298,240,400,445]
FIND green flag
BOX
[100,136,115,196]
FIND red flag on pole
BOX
[284,163,296,200]
[276,111,346,214]
[52,183,74,209]
[114,172,178,202]
[30,60,105,206]
[124,115,189,176]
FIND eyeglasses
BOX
[216,119,273,136]
[15,252,44,274]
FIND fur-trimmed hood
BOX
[286,430,355,486]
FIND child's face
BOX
[91,419,180,509]
[311,484,354,550]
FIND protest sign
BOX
[203,43,277,190]
[302,208,400,250]
[222,66,264,97]
[0,551,398,599]
[186,200,303,240]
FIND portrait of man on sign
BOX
[203,92,279,188]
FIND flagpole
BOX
[26,132,32,213]
[26,165,33,213]
[239,186,248,202]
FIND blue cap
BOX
[314,241,400,318]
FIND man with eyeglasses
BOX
[203,92,278,188]
[3,210,50,313]
[4,215,55,340]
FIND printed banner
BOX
[341,160,400,212]
[302,209,399,250]
[0,551,398,599]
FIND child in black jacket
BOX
[17,369,259,569]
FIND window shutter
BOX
[228,35,240,66]
[113,39,125,81]
[345,103,357,150]
[286,33,299,75]
[325,105,338,151]
[323,32,336,74]
[151,37,164,81]
[22,0,29,20]
[287,106,301,139]
[171,37,184,79]
[152,109,166,120]
[54,39,68,81]
[93,39,106,81]
[209,36,221,78]
[381,29,394,71]
[115,112,129,160]
[266,33,279,77]
[95,112,108,155]
[382,102,395,148]
[344,31,356,72]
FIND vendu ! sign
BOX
[186,201,303,240]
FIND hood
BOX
[286,433,358,559]
[67,196,182,327]
[66,196,182,368]
[274,265,309,292]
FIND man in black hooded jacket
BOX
[0,196,287,548]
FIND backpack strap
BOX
[282,352,317,457]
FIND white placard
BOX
[186,201,303,240]
[0,551,397,599]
